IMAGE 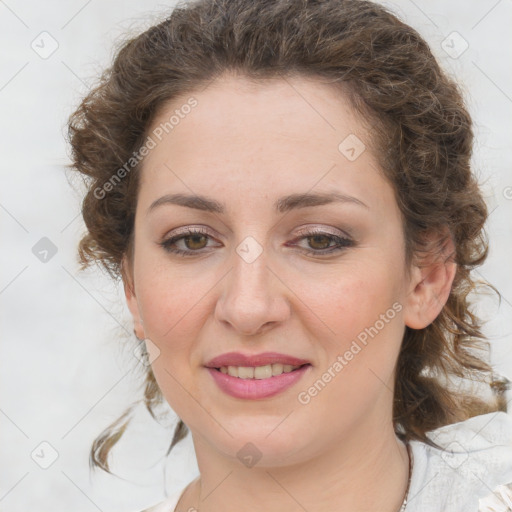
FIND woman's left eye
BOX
[159,228,354,257]
[290,232,354,255]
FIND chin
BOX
[208,419,316,467]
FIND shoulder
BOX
[479,483,512,512]
[406,411,512,512]
[129,482,190,512]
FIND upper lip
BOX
[204,351,311,368]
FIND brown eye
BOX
[306,234,333,250]
[288,230,354,256]
[159,227,218,256]
[183,234,208,250]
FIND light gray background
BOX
[1,1,511,511]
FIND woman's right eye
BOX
[159,228,218,257]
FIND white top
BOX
[134,412,512,512]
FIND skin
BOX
[123,73,456,512]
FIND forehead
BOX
[138,74,395,217]
[145,73,367,157]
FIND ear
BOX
[403,228,457,330]
[121,255,145,340]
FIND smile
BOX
[206,364,312,399]
[216,363,305,379]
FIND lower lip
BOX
[206,365,311,400]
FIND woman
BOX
[66,0,512,510]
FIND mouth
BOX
[205,361,312,400]
[211,363,311,379]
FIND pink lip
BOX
[206,364,311,399]
[204,351,311,368]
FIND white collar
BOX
[405,411,512,511]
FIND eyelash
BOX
[159,227,355,257]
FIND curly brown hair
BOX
[66,0,506,474]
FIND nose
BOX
[214,243,291,337]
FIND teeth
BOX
[219,363,303,379]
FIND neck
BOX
[182,416,410,512]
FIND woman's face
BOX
[124,74,422,466]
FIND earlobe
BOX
[121,256,145,340]
[403,230,457,330]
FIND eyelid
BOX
[164,225,216,238]
[293,224,354,240]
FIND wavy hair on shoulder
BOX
[66,0,508,474]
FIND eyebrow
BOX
[146,191,369,216]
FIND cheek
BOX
[298,273,404,424]
[307,264,401,342]
[305,261,405,393]
[134,259,210,350]
[135,268,211,412]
